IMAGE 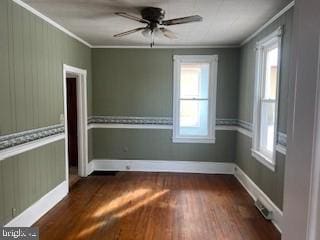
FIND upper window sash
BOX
[252,26,283,171]
[172,55,218,144]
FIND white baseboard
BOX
[87,160,94,175]
[5,181,68,227]
[234,166,283,232]
[90,159,236,174]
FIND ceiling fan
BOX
[113,7,203,47]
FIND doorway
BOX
[63,65,88,191]
[66,76,80,187]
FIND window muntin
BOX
[252,27,282,170]
[173,55,218,143]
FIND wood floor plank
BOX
[34,173,281,240]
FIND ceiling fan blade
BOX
[115,12,150,24]
[160,28,177,39]
[113,27,146,38]
[161,15,202,26]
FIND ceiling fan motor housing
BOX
[141,7,165,23]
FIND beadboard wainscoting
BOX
[0,124,66,226]
[5,181,68,227]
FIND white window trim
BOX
[252,26,283,171]
[172,55,218,144]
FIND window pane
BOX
[264,47,278,100]
[259,101,275,157]
[180,63,209,99]
[179,100,208,136]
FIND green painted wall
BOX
[93,48,240,119]
[236,8,294,210]
[0,0,91,225]
[93,129,236,162]
[92,48,240,161]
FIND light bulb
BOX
[141,28,151,38]
[153,28,162,37]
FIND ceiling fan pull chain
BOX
[151,31,155,48]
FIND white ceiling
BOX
[23,0,292,46]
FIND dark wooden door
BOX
[67,78,78,167]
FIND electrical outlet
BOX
[123,147,129,152]
[12,208,16,217]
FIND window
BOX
[173,55,218,143]
[252,27,282,171]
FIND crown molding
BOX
[240,1,295,46]
[91,45,240,49]
[12,0,92,48]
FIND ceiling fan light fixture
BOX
[153,28,162,38]
[141,28,151,38]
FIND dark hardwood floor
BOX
[34,172,280,240]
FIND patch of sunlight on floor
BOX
[77,189,169,239]
[93,188,151,217]
[76,222,105,239]
[115,189,169,218]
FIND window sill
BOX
[251,149,275,172]
[172,137,216,144]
